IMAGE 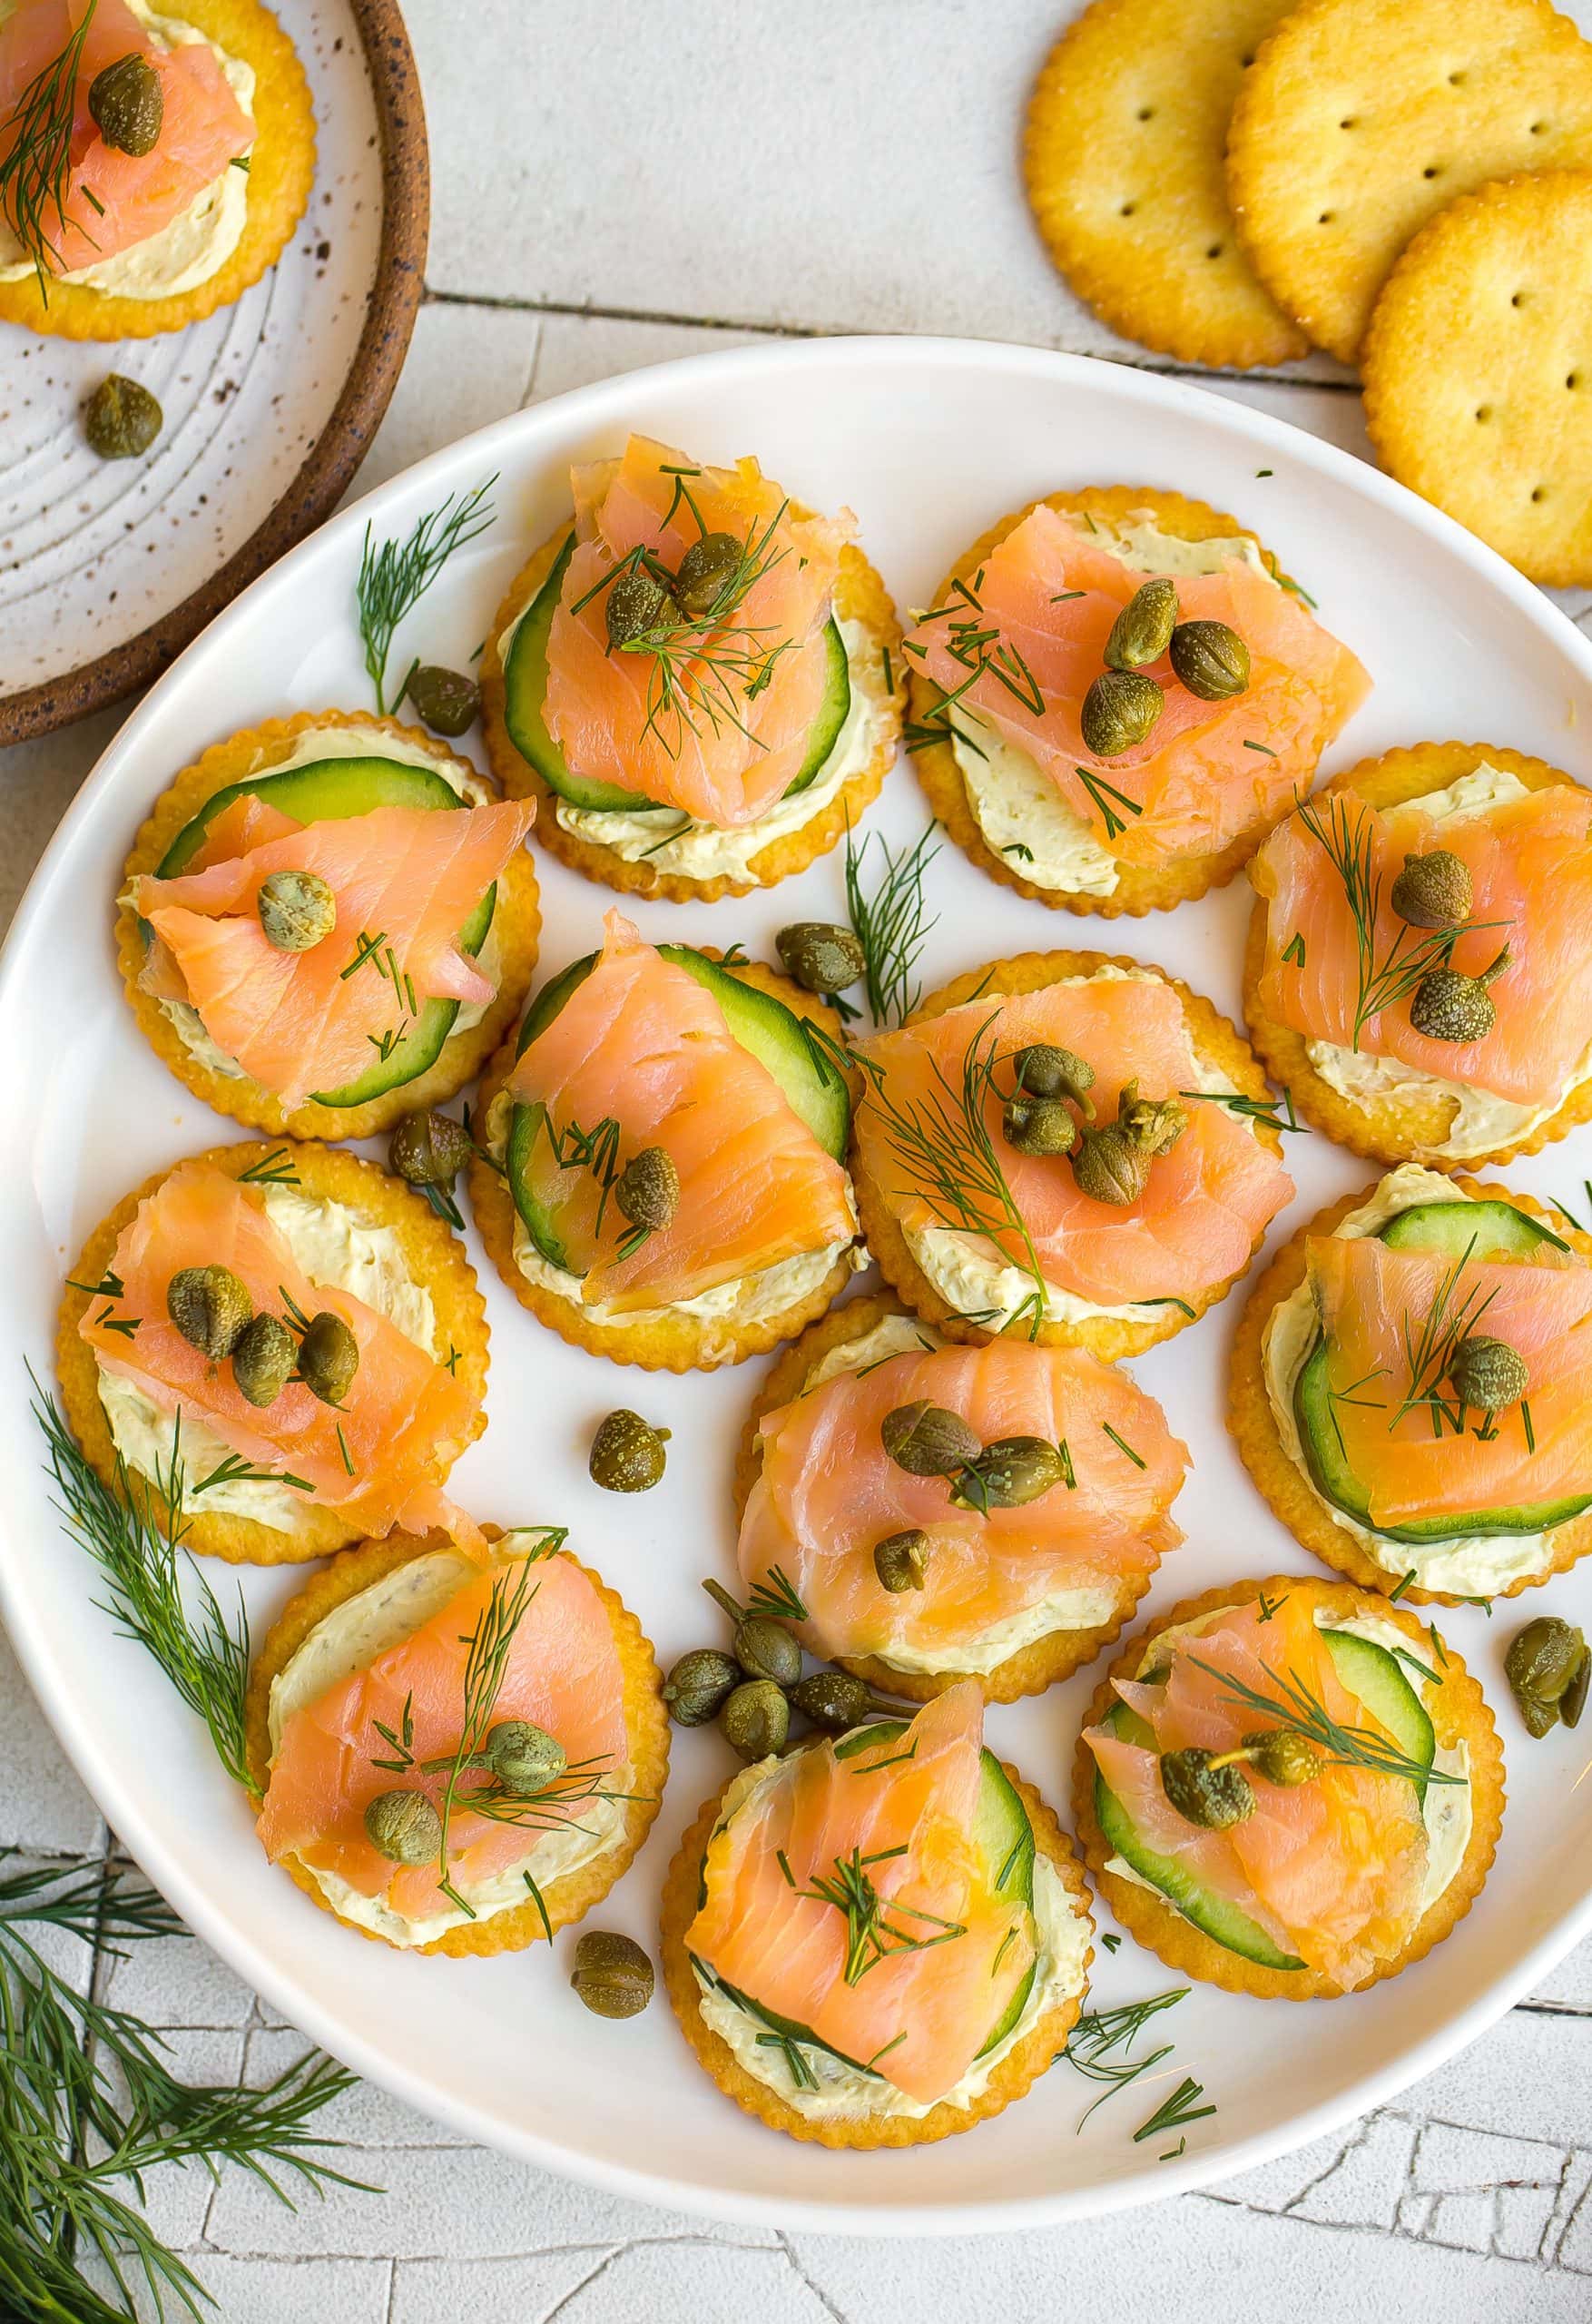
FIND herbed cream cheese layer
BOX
[97,1182,435,1527]
[902,964,1251,1334]
[0,0,254,298]
[265,1534,629,1949]
[790,1310,1122,1676]
[1304,767,1592,1162]
[1103,1602,1471,1921]
[694,1748,1090,2123]
[1262,1163,1560,1594]
[949,517,1278,898]
[153,727,498,1081]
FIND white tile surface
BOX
[5,2,1592,2315]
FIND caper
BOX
[1080,668,1164,757]
[1409,949,1509,1043]
[880,1400,980,1478]
[1448,1334,1528,1412]
[662,1648,742,1726]
[405,664,481,737]
[957,1436,1065,1510]
[83,373,162,459]
[1505,1616,1588,1738]
[257,869,336,953]
[231,1312,295,1407]
[1071,1123,1151,1206]
[88,53,162,155]
[674,530,742,617]
[1116,1082,1187,1157]
[1002,1092,1076,1157]
[1391,848,1472,931]
[569,1930,654,2019]
[873,1529,929,1593]
[1168,619,1250,701]
[1104,577,1178,671]
[388,1108,472,1187]
[588,1409,670,1492]
[775,921,867,998]
[1243,1728,1322,1787]
[729,1615,802,1689]
[606,563,673,649]
[482,1718,565,1795]
[721,1678,790,1760]
[1160,1746,1254,1830]
[297,1311,359,1406]
[1015,1043,1096,1112]
[363,1787,441,1865]
[790,1669,872,1730]
[167,1265,252,1360]
[613,1147,679,1235]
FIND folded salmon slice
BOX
[505,911,855,1311]
[740,1338,1186,1663]
[133,798,536,1107]
[0,0,254,276]
[79,1161,479,1539]
[1085,1594,1429,1987]
[542,434,850,827]
[688,1684,1034,2103]
[905,506,1369,865]
[1252,783,1592,1107]
[258,1549,628,1920]
[1308,1231,1592,1529]
[853,976,1292,1309]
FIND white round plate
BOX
[4,338,1592,2233]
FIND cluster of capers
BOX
[999,1044,1185,1207]
[1390,846,1510,1044]
[363,1718,568,1865]
[1078,577,1251,761]
[1505,1616,1589,1739]
[604,530,744,651]
[1159,1728,1324,1829]
[873,1395,1071,1591]
[166,1264,358,1409]
[663,1579,899,1761]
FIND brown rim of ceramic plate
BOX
[0,0,430,748]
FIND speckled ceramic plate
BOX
[4,340,1592,2231]
[0,0,426,744]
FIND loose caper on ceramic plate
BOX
[389,1108,472,1188]
[790,1669,872,1730]
[775,921,867,999]
[588,1409,670,1492]
[405,664,481,737]
[662,1648,741,1727]
[1168,618,1249,701]
[1104,577,1178,671]
[569,1930,654,2020]
[1409,949,1510,1043]
[880,1400,980,1478]
[297,1311,359,1406]
[1159,1746,1255,1830]
[1391,848,1472,931]
[1506,1616,1589,1738]
[88,53,163,154]
[257,870,336,953]
[231,1312,295,1408]
[1080,667,1163,758]
[167,1265,251,1361]
[701,1581,802,1687]
[83,374,162,460]
[721,1677,790,1760]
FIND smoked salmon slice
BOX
[258,1548,629,1920]
[1085,1594,1428,1987]
[853,976,1292,1309]
[1307,1230,1592,1530]
[1251,783,1592,1107]
[740,1338,1186,1664]
[687,1684,1033,2104]
[0,0,254,277]
[79,1160,479,1539]
[505,911,856,1310]
[133,797,537,1107]
[905,505,1369,864]
[543,435,850,827]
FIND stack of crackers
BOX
[1026,0,1592,585]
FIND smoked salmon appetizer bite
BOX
[906,484,1370,917]
[469,911,862,1372]
[1075,1579,1502,2001]
[661,1681,1092,2147]
[732,1294,1188,1702]
[56,1140,488,1564]
[116,711,541,1142]
[1232,1167,1592,1605]
[0,0,314,340]
[1244,742,1592,1168]
[481,434,904,902]
[248,1524,668,1955]
[849,947,1294,1360]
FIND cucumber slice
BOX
[1294,1199,1590,1540]
[1320,1629,1434,1806]
[500,528,851,814]
[151,755,495,1110]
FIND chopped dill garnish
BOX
[1282,931,1306,967]
[1133,2075,1214,2143]
[1061,1988,1189,2128]
[1102,1423,1145,1471]
[237,1148,300,1186]
[1073,763,1142,842]
[1179,1086,1304,1134]
[193,1454,313,1498]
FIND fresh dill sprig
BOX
[30,1379,258,1798]
[1387,1236,1499,1436]
[357,477,496,714]
[1133,2074,1215,2143]
[843,818,940,1028]
[745,1564,810,1623]
[1187,1653,1466,1788]
[193,1452,314,1498]
[1060,1987,1189,2129]
[0,0,99,298]
[1178,1086,1304,1134]
[795,1844,967,1985]
[433,1559,543,1916]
